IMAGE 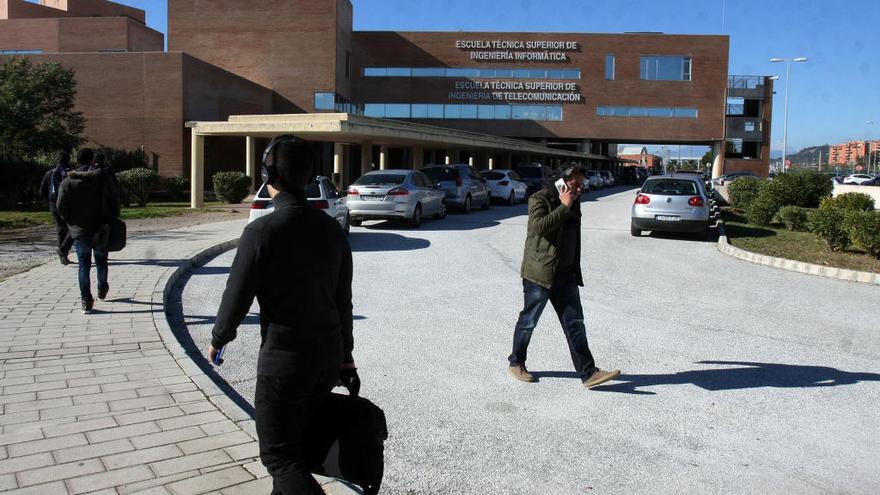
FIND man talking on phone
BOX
[507,163,620,389]
[208,136,358,494]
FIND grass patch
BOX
[722,209,880,273]
[1,202,234,230]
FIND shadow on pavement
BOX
[184,313,260,327]
[348,231,430,251]
[591,361,880,395]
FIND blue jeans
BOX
[74,238,108,301]
[509,277,596,379]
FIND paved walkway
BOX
[0,219,358,494]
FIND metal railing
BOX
[728,75,764,89]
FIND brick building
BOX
[1,0,774,182]
[828,141,880,166]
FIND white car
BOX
[249,176,351,234]
[843,174,875,185]
[480,169,528,205]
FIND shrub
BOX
[745,190,779,226]
[778,205,809,231]
[95,147,148,173]
[212,171,251,204]
[0,157,52,209]
[843,211,880,259]
[165,176,190,201]
[821,192,875,212]
[117,167,159,207]
[809,206,850,251]
[727,177,764,210]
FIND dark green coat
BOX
[520,186,584,289]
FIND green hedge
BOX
[212,171,251,204]
[844,211,880,259]
[164,176,190,201]
[820,192,875,212]
[778,205,810,231]
[745,191,778,226]
[0,157,51,209]
[809,205,850,251]
[727,177,764,210]
[118,168,159,207]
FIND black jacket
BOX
[39,164,69,213]
[56,165,121,240]
[211,190,354,377]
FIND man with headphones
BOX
[508,162,621,389]
[208,136,358,494]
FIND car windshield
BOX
[354,174,406,186]
[643,179,699,196]
[306,180,321,198]
[518,167,542,178]
[256,184,271,199]
[422,167,460,181]
[483,171,505,180]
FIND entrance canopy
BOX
[185,112,615,207]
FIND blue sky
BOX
[86,0,880,155]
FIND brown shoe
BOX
[582,368,621,389]
[508,364,536,383]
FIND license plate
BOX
[656,215,681,221]
[363,195,384,201]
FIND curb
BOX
[716,221,880,286]
[150,235,363,494]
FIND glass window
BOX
[495,69,513,78]
[306,180,322,198]
[512,105,530,120]
[605,54,615,80]
[483,171,505,180]
[673,108,698,118]
[646,107,671,117]
[426,104,444,118]
[495,105,511,119]
[411,104,428,118]
[640,56,692,81]
[385,67,411,77]
[314,92,335,110]
[509,171,523,181]
[470,168,484,180]
[596,106,608,116]
[444,104,461,119]
[363,67,386,76]
[364,104,385,117]
[447,68,478,78]
[412,67,445,77]
[642,178,699,196]
[547,106,563,121]
[512,69,531,79]
[478,68,497,78]
[1,49,44,55]
[727,97,744,115]
[562,69,581,79]
[385,104,410,118]
[547,69,566,80]
[529,69,546,79]
[354,173,407,185]
[422,167,460,181]
[460,105,477,119]
[478,105,495,119]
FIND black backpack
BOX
[307,393,388,495]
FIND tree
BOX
[0,57,84,160]
[701,150,714,166]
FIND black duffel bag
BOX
[307,393,388,495]
[94,217,127,252]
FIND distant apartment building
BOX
[828,141,880,165]
[618,145,663,169]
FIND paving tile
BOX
[114,407,184,427]
[0,452,55,475]
[149,450,234,477]
[156,411,226,431]
[54,438,134,464]
[42,417,118,438]
[87,422,162,444]
[67,465,155,495]
[1,480,69,494]
[166,466,253,495]
[40,402,110,421]
[222,442,259,462]
[7,433,88,457]
[102,444,183,470]
[130,426,205,450]
[177,431,254,456]
[16,458,104,487]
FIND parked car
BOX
[249,176,351,233]
[422,164,491,213]
[515,164,553,197]
[346,169,446,227]
[599,170,615,187]
[631,174,712,238]
[586,170,602,189]
[843,174,875,185]
[480,169,528,205]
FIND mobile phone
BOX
[212,346,225,366]
[555,178,566,193]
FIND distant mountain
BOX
[770,145,830,167]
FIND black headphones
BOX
[261,135,302,185]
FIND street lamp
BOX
[770,57,808,173]
[867,120,876,174]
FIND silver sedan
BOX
[631,174,712,238]
[346,169,447,227]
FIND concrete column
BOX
[411,144,424,170]
[245,136,256,188]
[190,130,204,208]
[711,140,724,179]
[360,141,372,175]
[379,146,388,170]
[333,143,345,188]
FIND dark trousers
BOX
[73,238,108,301]
[509,276,596,379]
[256,367,338,495]
[51,210,73,256]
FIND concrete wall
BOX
[352,32,729,143]
[833,184,880,210]
[725,158,768,178]
[0,17,163,53]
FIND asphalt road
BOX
[178,186,880,495]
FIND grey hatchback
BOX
[421,164,491,213]
[631,174,712,238]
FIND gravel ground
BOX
[178,187,880,495]
[0,209,245,280]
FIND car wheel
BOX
[409,204,422,228]
[351,218,362,227]
[630,222,641,237]
[436,200,447,219]
[482,193,491,210]
[507,191,515,206]
[462,195,471,214]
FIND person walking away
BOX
[207,136,359,494]
[508,163,621,389]
[39,150,74,264]
[56,148,120,313]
